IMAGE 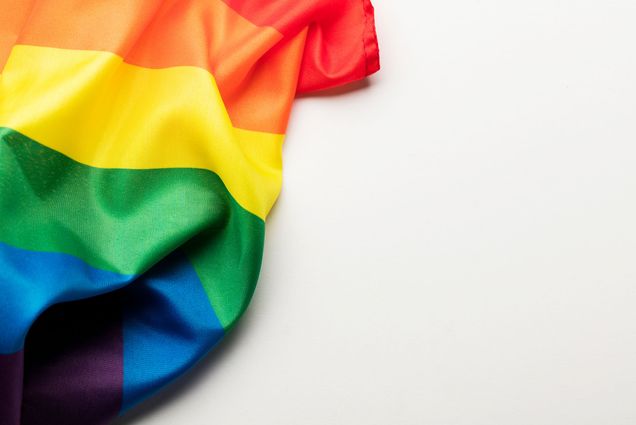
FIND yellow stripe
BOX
[0,45,283,219]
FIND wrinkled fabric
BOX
[0,0,379,423]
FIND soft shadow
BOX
[295,78,372,99]
[111,309,256,425]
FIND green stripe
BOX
[0,127,265,328]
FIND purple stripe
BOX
[0,351,23,425]
[20,292,124,425]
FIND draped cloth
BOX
[0,1,379,423]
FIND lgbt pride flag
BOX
[0,0,379,423]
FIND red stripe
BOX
[222,0,381,92]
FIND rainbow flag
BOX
[0,0,379,423]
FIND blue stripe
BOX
[120,250,224,413]
[0,242,134,354]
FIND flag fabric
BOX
[0,1,379,423]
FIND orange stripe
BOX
[0,0,32,68]
[0,0,303,133]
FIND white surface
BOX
[117,1,636,424]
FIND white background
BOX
[116,1,636,424]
